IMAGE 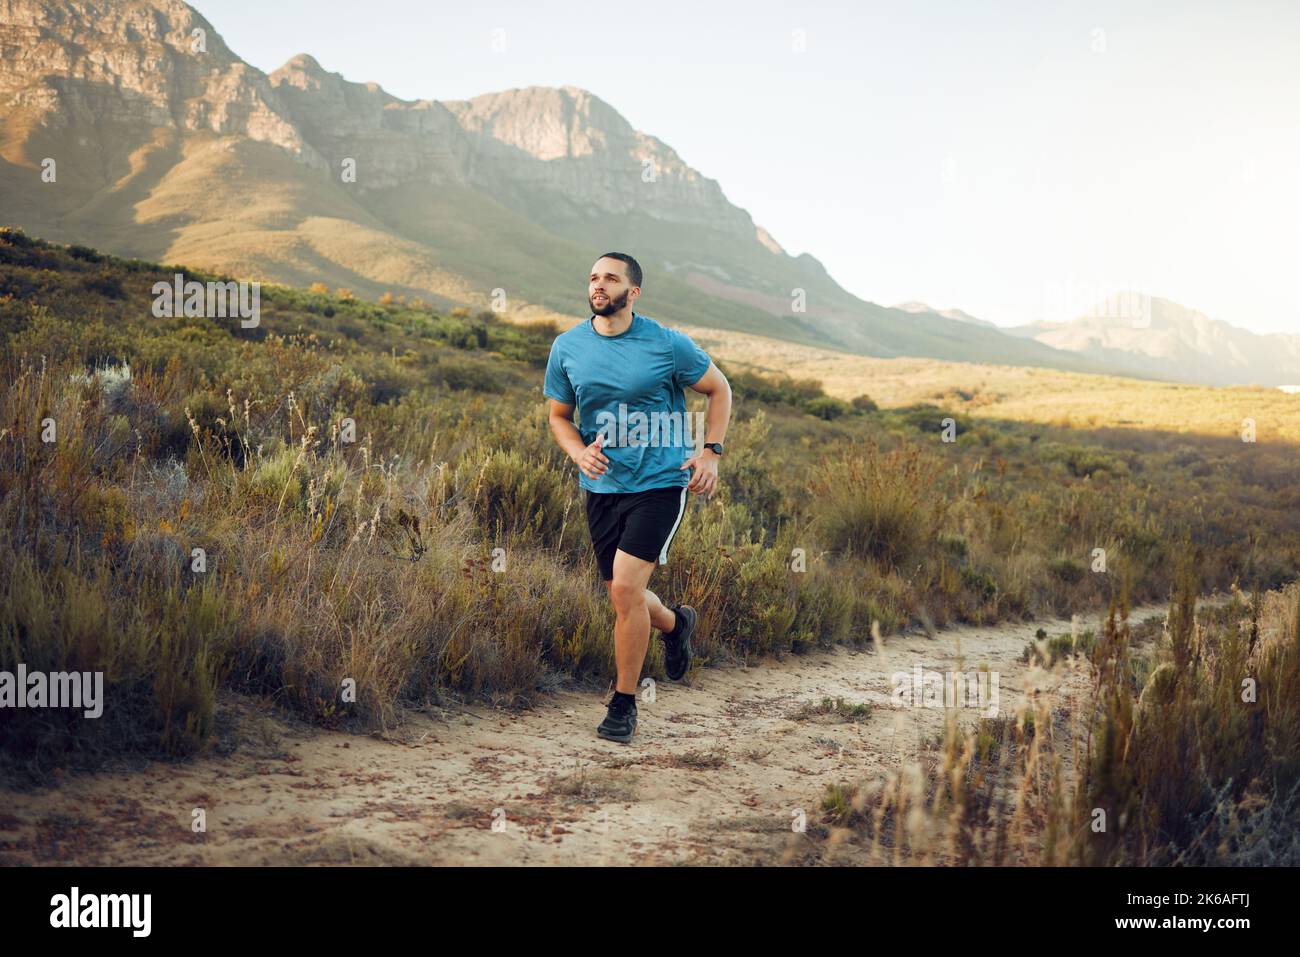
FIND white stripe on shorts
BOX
[658,486,689,564]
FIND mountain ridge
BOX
[1,0,1289,385]
[1004,295,1300,387]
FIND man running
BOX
[544,252,733,743]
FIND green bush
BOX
[1048,555,1086,584]
[806,396,850,420]
[807,443,946,569]
[452,446,579,549]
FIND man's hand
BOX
[680,448,720,497]
[574,433,609,481]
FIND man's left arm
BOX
[679,361,732,497]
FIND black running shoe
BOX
[661,604,696,681]
[596,694,637,742]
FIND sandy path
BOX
[0,602,1188,866]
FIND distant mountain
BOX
[895,302,998,329]
[0,0,1257,384]
[1004,295,1300,387]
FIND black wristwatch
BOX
[702,442,724,456]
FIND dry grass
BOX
[824,577,1300,865]
[2,230,1298,809]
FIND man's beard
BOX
[589,289,629,317]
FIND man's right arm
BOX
[544,341,607,480]
[547,399,588,463]
[548,399,607,480]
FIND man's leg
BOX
[644,587,677,635]
[605,549,676,694]
[603,579,676,636]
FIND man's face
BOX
[588,258,637,316]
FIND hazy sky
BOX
[211,0,1299,336]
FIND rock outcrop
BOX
[0,0,317,163]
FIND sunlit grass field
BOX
[684,322,1300,443]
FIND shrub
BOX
[67,244,104,263]
[807,443,946,569]
[1047,555,1086,584]
[452,446,579,549]
[806,396,850,420]
[82,269,125,299]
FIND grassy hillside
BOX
[2,227,1298,789]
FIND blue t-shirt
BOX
[543,311,712,493]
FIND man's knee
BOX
[609,577,646,615]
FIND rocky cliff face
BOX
[0,0,316,162]
[443,86,756,237]
[263,60,759,238]
[1,0,761,237]
[267,53,471,189]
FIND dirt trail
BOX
[0,601,1197,866]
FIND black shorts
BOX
[585,485,690,582]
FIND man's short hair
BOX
[598,252,642,288]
